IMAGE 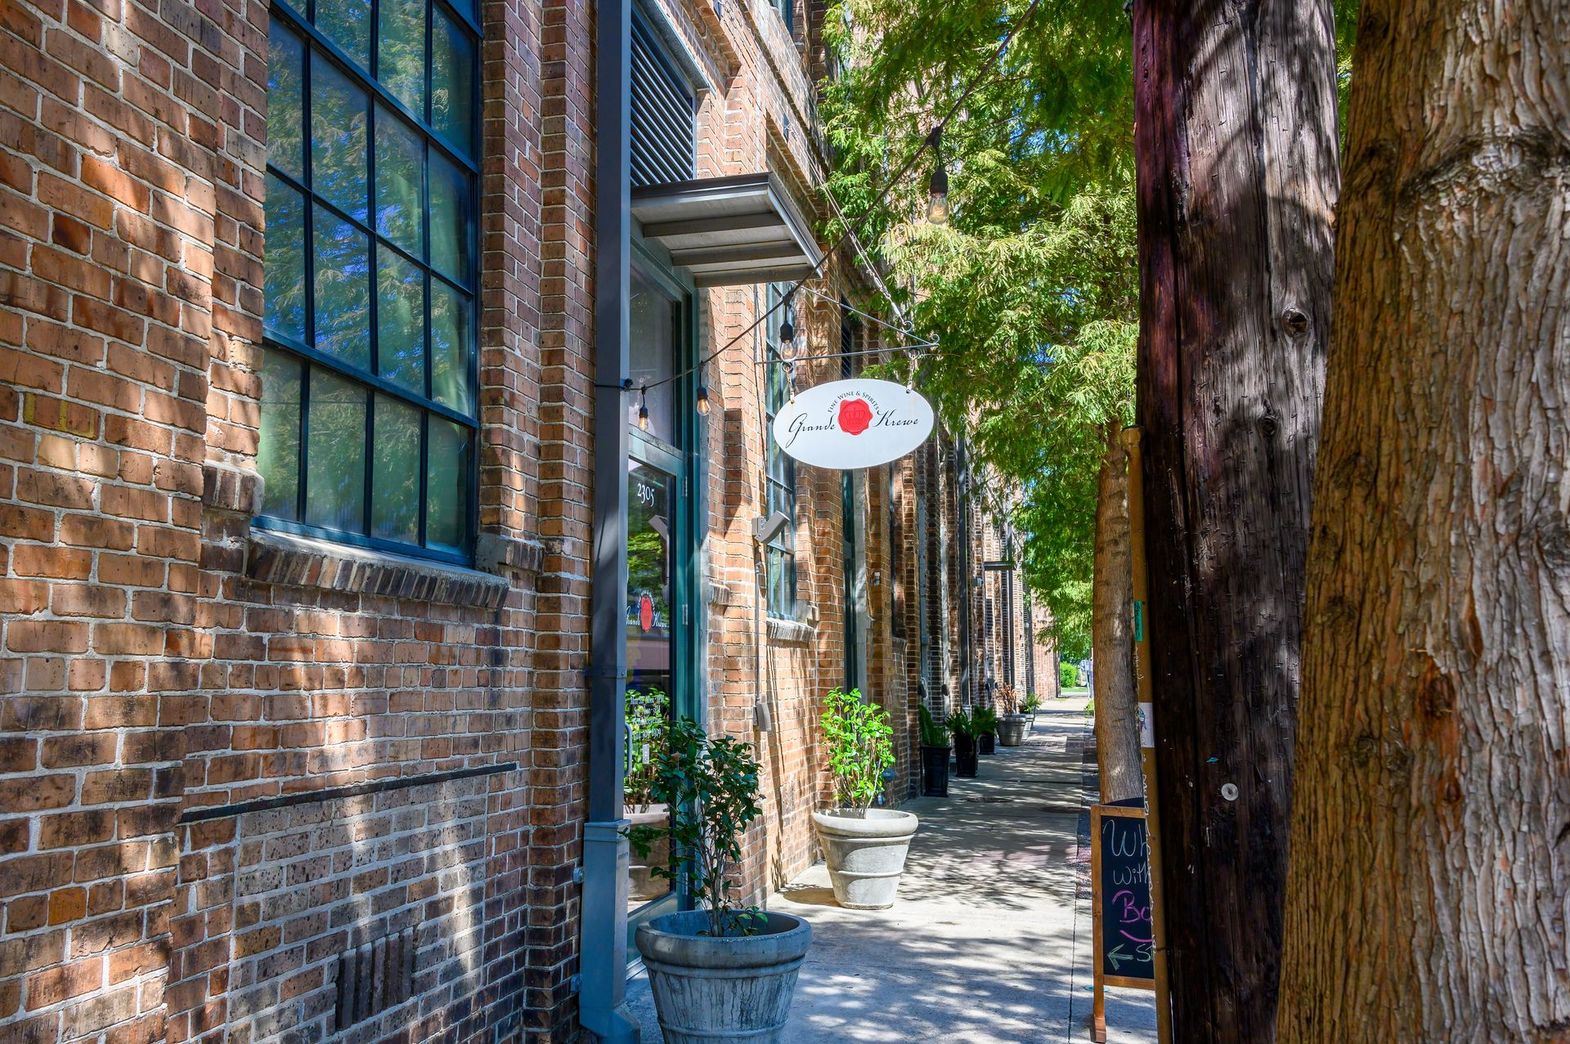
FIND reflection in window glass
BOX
[258,349,302,520]
[629,269,676,443]
[763,284,797,617]
[372,395,421,542]
[266,22,304,178]
[309,58,369,221]
[260,3,478,559]
[306,369,367,532]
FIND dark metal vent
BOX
[631,15,696,188]
[335,926,416,1031]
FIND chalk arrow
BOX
[1107,944,1130,971]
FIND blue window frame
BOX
[764,285,797,618]
[257,0,481,563]
[772,0,793,31]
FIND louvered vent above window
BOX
[631,15,696,187]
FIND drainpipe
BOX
[579,0,637,1039]
[956,436,974,706]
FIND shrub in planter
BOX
[813,688,919,910]
[946,709,980,778]
[995,685,1030,747]
[628,719,811,1042]
[918,704,951,797]
[973,706,999,755]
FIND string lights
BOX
[926,127,950,225]
[637,385,650,431]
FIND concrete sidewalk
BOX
[626,698,1159,1043]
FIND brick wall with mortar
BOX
[0,0,589,1038]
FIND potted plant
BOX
[996,684,1030,747]
[629,718,812,1042]
[625,685,670,901]
[946,709,980,778]
[973,706,999,755]
[918,704,950,797]
[1021,691,1042,726]
[812,688,920,910]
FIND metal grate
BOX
[631,15,696,187]
[335,925,416,1031]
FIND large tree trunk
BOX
[1131,0,1339,1037]
[1278,4,1570,1039]
[1093,425,1142,803]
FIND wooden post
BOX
[1121,427,1171,1044]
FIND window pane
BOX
[426,416,468,551]
[310,58,369,221]
[431,10,473,155]
[430,280,470,413]
[371,395,420,542]
[314,0,370,70]
[305,368,367,532]
[429,151,471,284]
[264,175,307,341]
[376,252,425,393]
[377,0,426,116]
[313,211,371,369]
[258,349,302,520]
[266,21,305,178]
[375,109,424,255]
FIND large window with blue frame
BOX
[257,0,480,563]
[764,284,797,618]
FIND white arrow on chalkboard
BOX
[1107,944,1131,971]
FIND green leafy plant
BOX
[624,686,670,813]
[1021,692,1042,714]
[918,704,950,748]
[973,706,999,736]
[626,718,766,937]
[820,687,895,812]
[1060,662,1081,689]
[945,708,978,739]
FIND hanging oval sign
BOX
[772,378,935,470]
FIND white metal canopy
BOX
[631,172,822,287]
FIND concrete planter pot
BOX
[626,805,670,902]
[636,910,811,1043]
[997,714,1029,747]
[812,808,920,910]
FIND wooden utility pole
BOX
[1130,1,1339,1038]
[1279,2,1570,1038]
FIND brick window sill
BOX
[246,529,513,609]
[765,617,815,644]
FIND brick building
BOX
[0,0,1051,1039]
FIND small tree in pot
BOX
[812,688,920,910]
[947,708,980,778]
[624,686,671,900]
[918,704,951,797]
[629,718,811,1042]
[973,706,999,755]
[996,684,1030,747]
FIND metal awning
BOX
[631,172,822,287]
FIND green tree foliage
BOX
[823,0,1137,658]
[820,688,896,811]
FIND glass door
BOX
[623,260,695,944]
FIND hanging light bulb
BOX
[695,384,712,416]
[926,125,950,225]
[780,311,796,348]
[638,386,650,430]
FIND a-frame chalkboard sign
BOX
[1091,801,1158,1042]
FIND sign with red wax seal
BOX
[771,378,934,470]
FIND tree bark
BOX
[1093,425,1141,803]
[1131,0,1340,1038]
[1278,4,1570,1039]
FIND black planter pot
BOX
[953,735,979,778]
[921,745,951,797]
[978,732,996,755]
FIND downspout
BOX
[580,0,637,1039]
[956,436,973,707]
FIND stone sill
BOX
[766,617,815,645]
[246,529,512,609]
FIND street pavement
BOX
[626,696,1159,1042]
